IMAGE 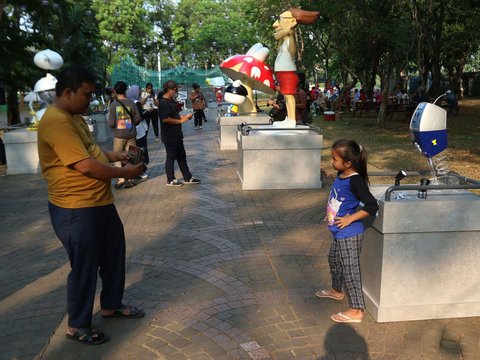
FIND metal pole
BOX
[157,52,162,88]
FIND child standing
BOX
[316,139,379,323]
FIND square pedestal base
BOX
[362,187,480,322]
[2,129,40,174]
[218,114,270,150]
[236,128,323,190]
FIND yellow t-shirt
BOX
[37,105,114,208]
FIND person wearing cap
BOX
[189,83,207,129]
[158,80,201,186]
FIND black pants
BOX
[49,202,126,329]
[136,134,149,165]
[164,140,192,182]
[193,109,206,127]
[145,109,159,137]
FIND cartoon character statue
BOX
[215,88,223,107]
[206,77,226,107]
[224,80,248,117]
[29,49,63,127]
[220,43,275,113]
[272,8,319,128]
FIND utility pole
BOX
[157,52,162,88]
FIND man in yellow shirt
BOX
[37,65,145,345]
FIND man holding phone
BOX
[158,80,201,187]
[37,65,145,345]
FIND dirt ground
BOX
[316,98,480,184]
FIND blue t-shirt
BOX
[326,174,378,239]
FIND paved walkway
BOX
[0,107,478,360]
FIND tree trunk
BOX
[429,4,445,96]
[377,64,392,128]
[6,87,20,126]
[412,2,428,91]
[452,65,463,98]
[0,0,7,25]
[377,85,389,128]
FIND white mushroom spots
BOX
[250,66,261,79]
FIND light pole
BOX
[157,52,162,88]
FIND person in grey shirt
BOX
[108,81,141,188]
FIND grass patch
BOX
[311,99,480,184]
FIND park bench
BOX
[351,101,379,117]
[384,103,416,122]
[439,102,460,116]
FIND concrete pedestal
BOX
[362,186,480,322]
[236,126,323,190]
[89,113,111,143]
[2,129,40,174]
[218,114,270,150]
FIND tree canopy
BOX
[1,0,480,124]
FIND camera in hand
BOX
[127,145,144,165]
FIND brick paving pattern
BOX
[1,106,479,360]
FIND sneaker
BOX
[195,126,199,130]
[167,179,183,187]
[114,179,126,189]
[184,177,201,184]
[154,137,159,142]
[125,180,134,188]
[132,174,148,186]
[199,126,203,129]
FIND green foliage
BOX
[2,0,480,124]
[0,0,107,124]
[441,2,480,91]
[170,0,262,69]
[92,0,151,69]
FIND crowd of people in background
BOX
[105,80,203,189]
[102,77,460,185]
[283,79,459,117]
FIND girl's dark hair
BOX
[332,139,369,183]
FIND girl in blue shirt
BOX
[316,139,379,323]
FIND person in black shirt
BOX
[267,82,287,122]
[158,80,201,187]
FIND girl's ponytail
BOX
[332,139,370,184]
[356,145,369,184]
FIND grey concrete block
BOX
[362,187,480,322]
[237,129,323,190]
